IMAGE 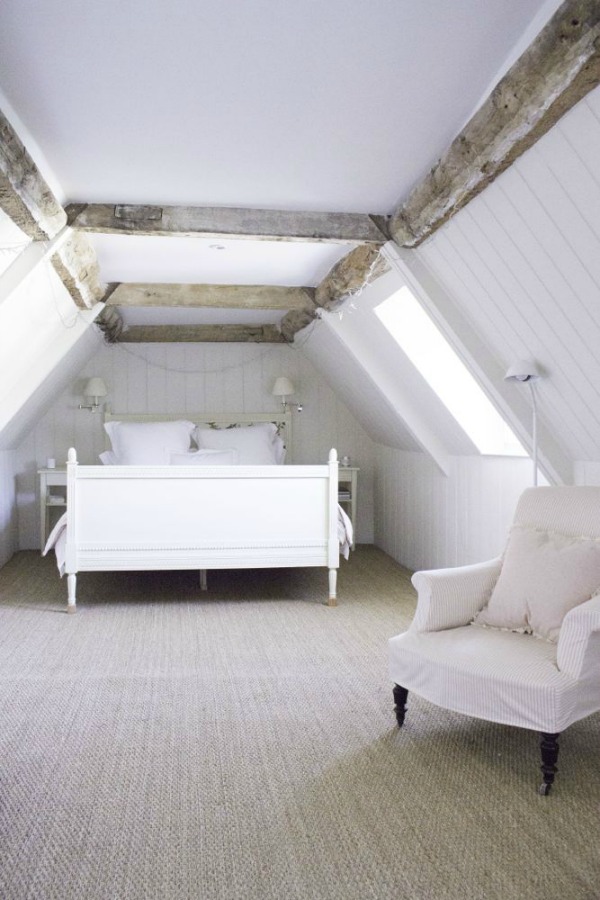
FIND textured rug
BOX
[0,548,598,900]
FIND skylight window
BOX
[375,286,525,456]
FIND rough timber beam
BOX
[0,109,108,308]
[0,110,66,239]
[66,203,389,244]
[315,245,389,312]
[390,0,600,248]
[119,325,285,343]
[51,232,108,310]
[108,283,316,310]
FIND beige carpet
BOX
[0,548,598,900]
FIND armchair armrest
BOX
[557,594,600,681]
[410,558,502,633]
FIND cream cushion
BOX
[473,526,600,641]
[194,423,281,465]
[104,420,195,465]
[169,449,238,465]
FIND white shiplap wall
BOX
[16,341,376,549]
[375,444,534,571]
[417,84,600,468]
[0,449,17,567]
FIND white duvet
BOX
[43,511,68,575]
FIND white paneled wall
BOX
[16,341,375,549]
[417,84,600,467]
[374,444,534,571]
[0,449,17,567]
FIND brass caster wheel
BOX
[538,782,552,796]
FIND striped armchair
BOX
[389,486,600,794]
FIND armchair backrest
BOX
[514,486,600,539]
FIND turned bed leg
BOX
[328,568,337,607]
[393,684,409,727]
[199,569,207,591]
[539,732,560,795]
[67,574,77,613]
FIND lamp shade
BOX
[272,377,295,397]
[83,377,108,399]
[504,360,541,383]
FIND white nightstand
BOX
[38,467,67,550]
[338,467,358,547]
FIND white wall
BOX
[15,341,376,549]
[416,85,600,472]
[374,443,534,571]
[0,449,17,567]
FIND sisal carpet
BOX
[0,548,598,900]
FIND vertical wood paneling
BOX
[374,444,533,571]
[14,342,375,549]
[418,85,600,466]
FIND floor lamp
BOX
[505,360,541,486]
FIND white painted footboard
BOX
[65,448,340,611]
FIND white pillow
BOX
[99,450,118,465]
[194,423,281,465]
[170,449,238,466]
[473,525,600,641]
[104,420,195,465]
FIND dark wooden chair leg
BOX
[393,684,409,728]
[539,732,560,795]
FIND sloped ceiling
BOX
[3,0,591,468]
[415,83,600,475]
[0,0,562,294]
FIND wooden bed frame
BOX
[64,428,341,611]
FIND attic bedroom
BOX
[1,1,599,898]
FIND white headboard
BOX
[103,410,293,460]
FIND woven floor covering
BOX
[0,548,598,900]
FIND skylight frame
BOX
[374,285,526,457]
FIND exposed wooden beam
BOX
[279,307,319,342]
[0,109,108,309]
[315,245,389,311]
[390,0,600,247]
[96,305,125,343]
[0,110,66,239]
[119,324,285,343]
[50,232,108,309]
[66,203,388,244]
[108,282,316,310]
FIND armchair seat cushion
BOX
[389,626,580,733]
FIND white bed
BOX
[47,412,349,612]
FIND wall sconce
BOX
[505,360,541,485]
[272,376,296,412]
[79,376,108,413]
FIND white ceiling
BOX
[91,233,352,286]
[0,0,563,303]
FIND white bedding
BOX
[43,511,68,576]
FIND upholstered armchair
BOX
[389,487,600,794]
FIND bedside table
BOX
[38,467,67,550]
[338,466,358,547]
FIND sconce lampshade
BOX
[83,377,108,399]
[504,360,541,383]
[272,377,295,398]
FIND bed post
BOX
[328,569,337,607]
[67,575,77,613]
